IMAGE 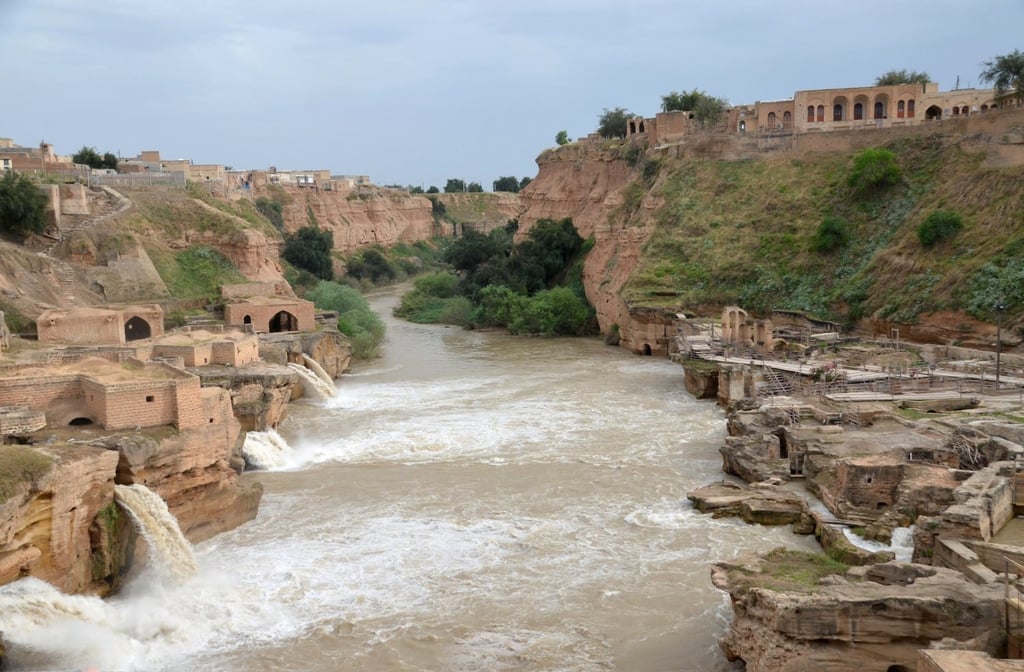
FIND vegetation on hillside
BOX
[874,69,932,86]
[0,447,53,503]
[72,146,118,170]
[304,280,386,359]
[980,49,1024,106]
[660,88,728,127]
[0,171,49,239]
[621,134,1024,328]
[396,218,598,336]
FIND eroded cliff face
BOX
[271,185,437,255]
[0,445,121,594]
[518,141,658,354]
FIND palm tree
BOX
[979,49,1024,107]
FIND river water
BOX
[0,289,817,671]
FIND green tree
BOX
[305,280,385,359]
[874,69,932,86]
[597,107,631,139]
[101,152,118,170]
[0,171,48,238]
[72,146,104,169]
[519,176,532,190]
[426,186,440,194]
[811,216,850,253]
[980,49,1024,106]
[282,225,334,280]
[555,130,570,146]
[661,88,728,127]
[492,176,520,192]
[444,178,465,193]
[467,182,484,193]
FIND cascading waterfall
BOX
[288,362,334,400]
[114,484,198,582]
[242,428,294,470]
[302,353,335,388]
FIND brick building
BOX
[223,296,315,333]
[37,305,164,346]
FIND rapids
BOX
[0,287,818,671]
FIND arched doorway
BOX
[925,105,942,120]
[124,316,151,341]
[269,310,298,333]
[642,343,652,356]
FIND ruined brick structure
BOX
[37,305,164,346]
[224,296,316,333]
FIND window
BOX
[807,106,815,122]
[767,112,777,128]
[874,102,884,119]
[146,395,155,402]
[783,111,792,128]
[854,102,864,120]
[897,100,905,118]
[816,105,824,122]
[952,106,960,115]
[907,99,915,117]
[833,104,843,121]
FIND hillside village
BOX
[1,67,1024,671]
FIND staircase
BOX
[762,365,791,396]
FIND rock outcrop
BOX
[0,445,123,594]
[189,363,297,434]
[712,552,1004,672]
[259,328,352,379]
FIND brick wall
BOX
[835,460,904,511]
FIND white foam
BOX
[114,484,198,582]
[287,362,334,400]
[241,428,293,470]
[301,353,334,387]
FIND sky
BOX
[1,0,1021,190]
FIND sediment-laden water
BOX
[0,289,818,671]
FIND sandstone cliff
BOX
[712,552,1004,672]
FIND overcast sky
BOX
[1,0,1021,189]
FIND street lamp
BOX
[996,301,1006,385]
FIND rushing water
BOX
[0,288,819,671]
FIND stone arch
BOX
[806,105,815,123]
[629,120,637,135]
[243,314,252,325]
[832,95,848,121]
[642,343,652,356]
[782,111,792,128]
[124,316,152,342]
[816,105,824,122]
[638,120,646,133]
[897,100,905,118]
[739,120,746,132]
[269,310,298,333]
[925,104,942,119]
[767,111,776,127]
[907,99,916,117]
[68,417,94,426]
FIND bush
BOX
[0,171,48,239]
[847,148,901,196]
[917,210,963,247]
[304,281,385,359]
[254,197,284,230]
[283,226,333,280]
[811,216,850,253]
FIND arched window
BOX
[269,310,298,333]
[897,100,905,118]
[767,112,777,128]
[854,102,864,120]
[638,120,645,133]
[907,99,915,117]
[816,105,824,122]
[981,104,989,112]
[833,104,843,121]
[874,102,884,119]
[961,105,970,115]
[807,106,815,122]
[952,106,960,115]
[783,111,792,128]
[925,105,942,119]
[628,120,636,135]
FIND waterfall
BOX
[302,353,335,388]
[114,484,198,582]
[288,362,334,400]
[242,428,294,470]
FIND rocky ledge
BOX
[712,551,1004,672]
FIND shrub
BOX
[917,210,963,247]
[811,216,850,253]
[282,226,333,280]
[0,171,48,239]
[304,281,385,359]
[847,148,901,196]
[254,197,284,230]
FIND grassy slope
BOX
[624,136,1024,326]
